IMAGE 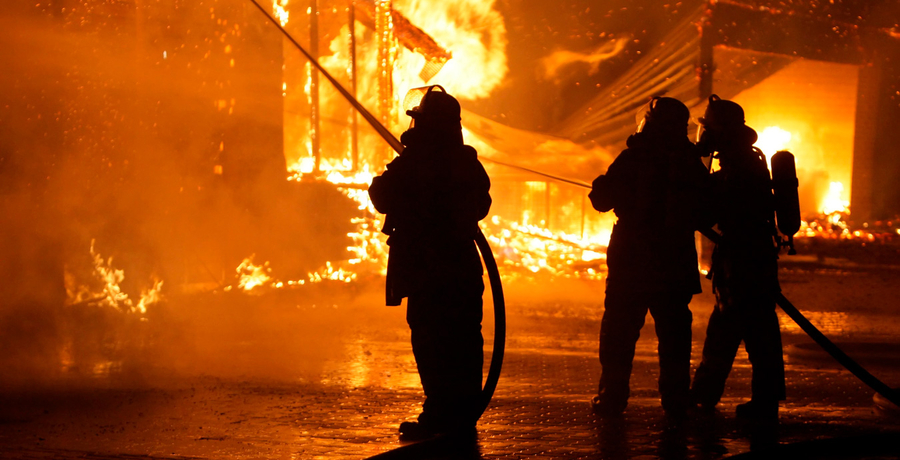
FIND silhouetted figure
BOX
[588,97,708,418]
[690,95,785,421]
[368,86,491,439]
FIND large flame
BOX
[392,0,508,100]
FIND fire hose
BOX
[247,0,506,425]
[696,228,900,409]
[249,2,897,453]
[458,147,900,411]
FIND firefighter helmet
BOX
[698,94,745,130]
[403,85,461,127]
[636,96,690,133]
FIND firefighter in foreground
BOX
[690,95,786,420]
[368,86,491,439]
[589,97,709,418]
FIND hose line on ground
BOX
[250,4,895,456]
[698,229,900,408]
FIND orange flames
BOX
[66,240,164,315]
[240,0,615,289]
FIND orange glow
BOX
[754,125,792,167]
[67,240,164,315]
[273,0,290,27]
[236,255,273,292]
[731,58,857,218]
[822,181,850,216]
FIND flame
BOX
[392,0,508,100]
[754,125,792,167]
[236,255,273,291]
[264,0,609,289]
[481,215,607,281]
[277,0,511,287]
[273,0,290,27]
[822,181,850,216]
[66,240,163,315]
[308,261,357,283]
[136,280,164,315]
[89,240,131,311]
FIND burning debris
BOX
[65,240,164,316]
[1,0,899,391]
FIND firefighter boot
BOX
[735,400,778,421]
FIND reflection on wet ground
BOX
[0,266,899,459]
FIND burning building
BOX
[1,0,899,383]
[555,1,900,225]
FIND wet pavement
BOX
[1,260,899,459]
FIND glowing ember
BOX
[481,215,607,281]
[822,181,850,216]
[308,261,357,283]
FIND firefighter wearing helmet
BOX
[691,95,785,420]
[368,86,491,439]
[588,97,709,418]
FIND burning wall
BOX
[729,56,858,218]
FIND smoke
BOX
[0,4,369,389]
[539,37,630,82]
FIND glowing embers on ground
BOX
[481,215,608,281]
[232,171,610,292]
[229,256,360,294]
[66,240,164,316]
[793,181,858,240]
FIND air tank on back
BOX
[771,150,801,254]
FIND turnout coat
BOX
[369,141,491,306]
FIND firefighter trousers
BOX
[407,283,484,429]
[598,289,694,412]
[691,297,786,407]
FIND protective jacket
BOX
[369,141,491,306]
[708,147,780,307]
[589,131,708,294]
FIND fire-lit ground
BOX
[1,258,899,460]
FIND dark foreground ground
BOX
[1,257,899,459]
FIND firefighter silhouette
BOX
[690,95,785,420]
[588,97,708,417]
[368,86,491,438]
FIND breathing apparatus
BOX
[244,6,900,454]
[697,94,801,254]
[695,95,759,163]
